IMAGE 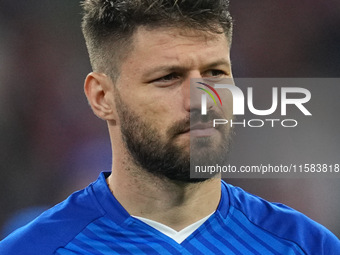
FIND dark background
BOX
[0,0,339,238]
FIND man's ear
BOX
[84,72,117,122]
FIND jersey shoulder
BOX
[0,183,104,255]
[224,182,340,255]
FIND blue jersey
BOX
[1,172,339,254]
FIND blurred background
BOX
[0,0,339,238]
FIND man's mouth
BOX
[181,122,216,137]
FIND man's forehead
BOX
[133,26,229,49]
[118,26,231,79]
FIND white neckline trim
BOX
[132,212,214,244]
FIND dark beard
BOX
[114,90,232,183]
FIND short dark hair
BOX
[81,0,233,80]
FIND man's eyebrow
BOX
[202,59,231,70]
[142,59,231,78]
[142,65,188,79]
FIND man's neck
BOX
[107,161,221,231]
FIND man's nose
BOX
[182,71,214,113]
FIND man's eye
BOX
[155,73,180,82]
[151,73,181,87]
[205,70,226,77]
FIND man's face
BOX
[114,27,233,182]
